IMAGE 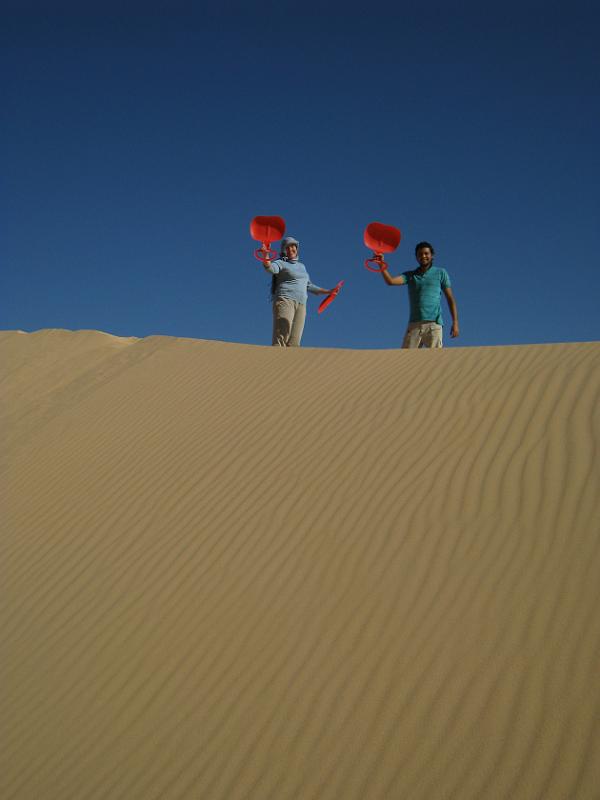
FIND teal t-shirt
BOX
[402,266,451,325]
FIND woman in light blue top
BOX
[260,236,333,347]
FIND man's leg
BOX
[287,302,307,347]
[272,299,296,346]
[402,322,423,349]
[421,323,443,348]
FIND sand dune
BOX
[2,328,599,799]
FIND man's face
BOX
[285,243,298,259]
[416,247,433,269]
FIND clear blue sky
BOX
[3,0,599,348]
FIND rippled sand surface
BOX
[2,329,599,799]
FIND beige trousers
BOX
[402,321,443,349]
[272,298,307,347]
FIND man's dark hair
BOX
[415,241,435,256]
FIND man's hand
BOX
[450,322,459,338]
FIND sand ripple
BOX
[2,331,599,799]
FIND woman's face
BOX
[285,243,298,259]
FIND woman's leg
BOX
[288,303,307,346]
[272,298,296,346]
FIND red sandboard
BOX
[250,215,286,262]
[364,222,401,272]
[318,280,344,314]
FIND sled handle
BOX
[364,255,388,273]
[328,280,344,298]
[255,245,278,263]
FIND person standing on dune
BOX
[378,241,459,348]
[259,236,333,347]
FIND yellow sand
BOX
[2,329,599,799]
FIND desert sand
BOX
[2,328,599,799]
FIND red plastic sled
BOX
[364,222,402,272]
[250,215,286,262]
[318,280,344,314]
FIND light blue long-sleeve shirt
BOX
[267,259,325,304]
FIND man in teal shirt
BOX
[379,241,459,348]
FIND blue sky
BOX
[3,0,599,348]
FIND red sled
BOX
[318,280,344,314]
[364,222,401,272]
[250,215,286,262]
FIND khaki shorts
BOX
[402,321,443,349]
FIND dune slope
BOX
[2,329,600,799]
